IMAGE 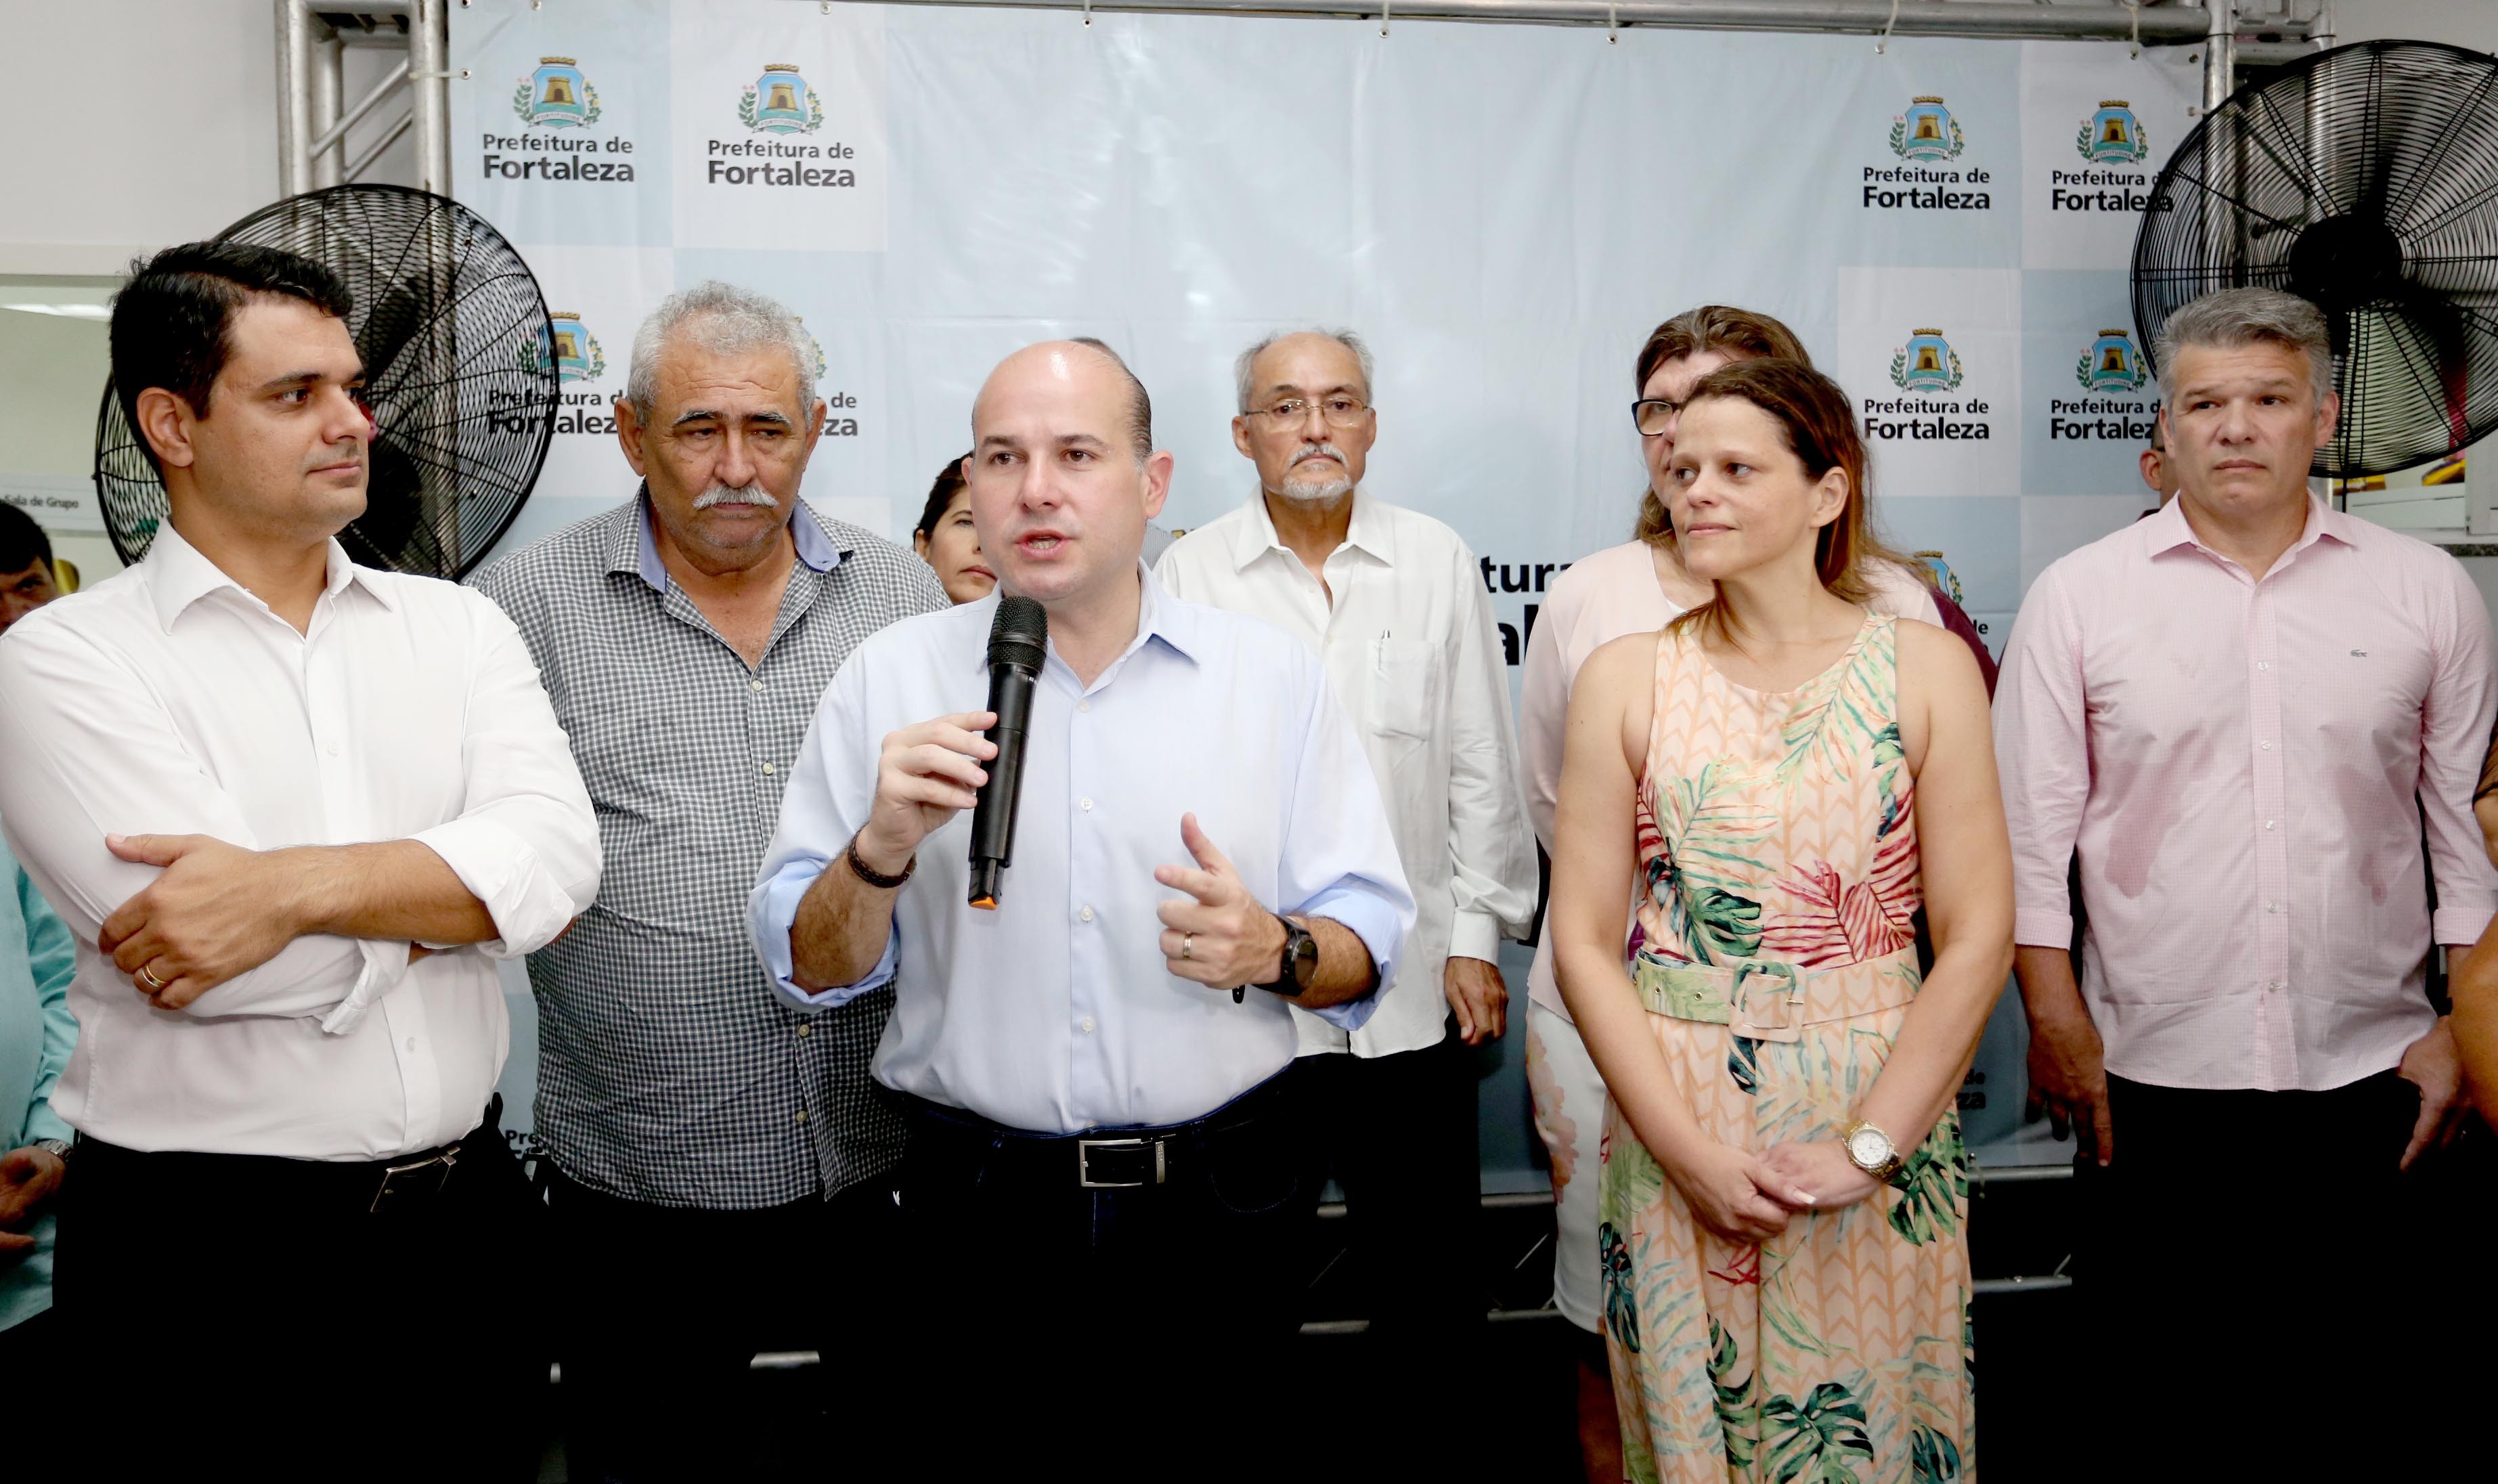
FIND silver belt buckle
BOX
[1729,962,1807,1044]
[1074,1136,1165,1188]
[370,1143,460,1214]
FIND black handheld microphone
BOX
[968,595,1048,910]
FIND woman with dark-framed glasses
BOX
[1518,305,1989,1482]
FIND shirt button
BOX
[1080,1016,1097,1034]
[1080,798,1094,812]
[405,1036,416,1051]
[2259,741,2273,751]
[2264,821,2277,830]
[1079,906,1095,923]
[1078,700,1091,714]
[797,1022,812,1039]
[325,743,340,758]
[750,678,764,693]
[795,1109,810,1124]
[2256,661,2271,671]
[2266,902,2283,914]
[761,761,776,775]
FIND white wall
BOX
[0,1,415,275]
[2333,0,2498,51]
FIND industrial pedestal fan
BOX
[2132,39,2498,480]
[93,183,556,577]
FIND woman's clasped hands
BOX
[1665,1137,1884,1245]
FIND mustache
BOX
[1290,443,1347,468]
[692,481,779,510]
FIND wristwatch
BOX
[1841,1119,1904,1183]
[32,1137,70,1163]
[1249,913,1318,1001]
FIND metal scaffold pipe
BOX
[846,0,2277,45]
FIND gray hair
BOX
[1235,328,1374,413]
[2154,287,2335,407]
[626,280,817,421]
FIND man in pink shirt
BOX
[1996,287,2493,1468]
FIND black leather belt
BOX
[901,1072,1292,1192]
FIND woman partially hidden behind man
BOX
[1546,351,2013,1481]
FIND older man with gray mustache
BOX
[1156,328,1534,1471]
[470,280,944,1481]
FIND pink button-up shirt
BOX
[1994,497,2497,1091]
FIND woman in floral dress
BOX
[1550,359,2012,1483]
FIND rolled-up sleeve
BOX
[750,654,894,1009]
[1993,565,2091,951]
[0,623,379,1022]
[1277,657,1416,1030]
[413,595,602,958]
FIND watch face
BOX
[1847,1126,1893,1169]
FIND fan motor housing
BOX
[2287,214,2407,315]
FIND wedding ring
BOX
[1181,933,1195,962]
[137,964,167,992]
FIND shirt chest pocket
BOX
[1367,636,1442,743]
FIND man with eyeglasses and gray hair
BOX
[471,280,944,1480]
[1995,285,2495,1474]
[1155,329,1535,1459]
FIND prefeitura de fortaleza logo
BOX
[741,63,825,135]
[527,312,606,385]
[502,311,619,437]
[2076,100,2149,165]
[2076,328,2150,393]
[514,57,600,129]
[1890,96,1966,161]
[1890,328,1965,393]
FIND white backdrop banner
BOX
[452,0,2201,1169]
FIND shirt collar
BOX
[964,563,1206,678]
[1229,487,1390,573]
[2143,492,2354,563]
[144,520,387,632]
[617,483,845,593]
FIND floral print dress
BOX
[1598,614,1975,1483]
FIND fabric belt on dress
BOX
[1631,950,1920,1043]
[899,1070,1294,1191]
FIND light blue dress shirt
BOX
[2,832,79,1331]
[750,569,1415,1135]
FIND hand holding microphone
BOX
[856,712,997,880]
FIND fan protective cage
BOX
[94,184,557,576]
[2132,41,2498,481]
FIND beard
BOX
[692,480,779,510]
[1275,445,1355,503]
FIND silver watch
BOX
[32,1137,70,1162]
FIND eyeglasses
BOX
[1631,398,1687,436]
[1243,396,1372,429]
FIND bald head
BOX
[973,339,1150,463]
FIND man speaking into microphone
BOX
[748,339,1412,1464]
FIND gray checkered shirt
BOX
[472,492,947,1208]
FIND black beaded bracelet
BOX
[846,833,915,890]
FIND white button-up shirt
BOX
[749,569,1416,1133]
[0,525,600,1160]
[1996,497,2497,1091]
[1156,493,1534,1057]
